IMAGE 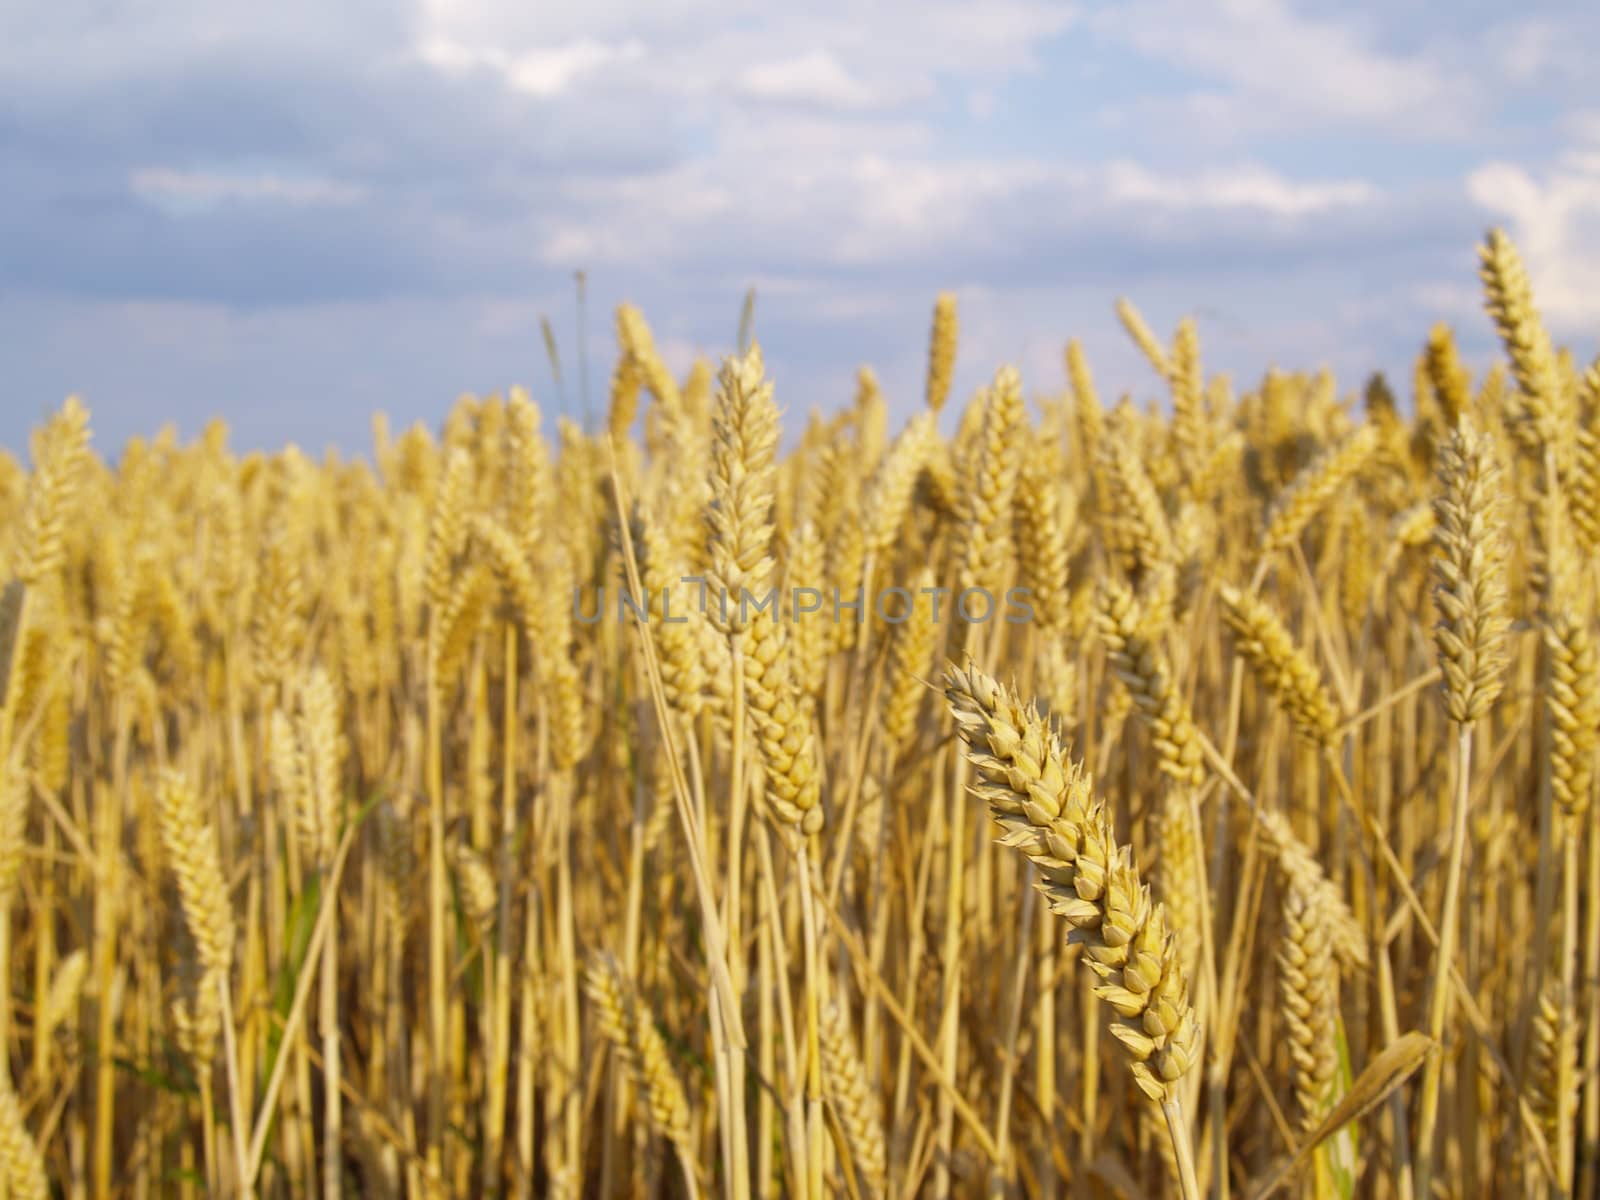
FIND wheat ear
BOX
[13,395,92,590]
[956,368,1027,593]
[1279,883,1339,1130]
[944,662,1201,1194]
[0,1079,50,1200]
[584,950,699,1198]
[819,999,887,1197]
[1424,323,1471,428]
[1432,420,1510,725]
[1096,580,1205,788]
[1478,228,1569,461]
[1262,425,1378,558]
[926,292,959,414]
[1219,585,1339,747]
[1415,416,1510,1198]
[1116,298,1171,379]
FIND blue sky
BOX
[3,0,1597,456]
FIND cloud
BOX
[526,144,1388,285]
[1496,20,1558,84]
[1092,0,1475,139]
[130,167,365,210]
[1468,148,1600,332]
[737,51,883,110]
[2,0,1595,456]
[408,0,1076,116]
[1103,162,1376,216]
[415,35,647,97]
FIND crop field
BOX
[0,227,1595,1198]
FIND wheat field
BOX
[0,228,1595,1198]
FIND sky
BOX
[3,0,1598,457]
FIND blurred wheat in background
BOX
[0,227,1597,1198]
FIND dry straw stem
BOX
[926,292,959,414]
[944,662,1201,1103]
[1431,420,1510,725]
[1219,585,1340,747]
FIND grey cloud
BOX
[2,0,1593,458]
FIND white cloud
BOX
[415,35,644,96]
[1105,162,1376,216]
[1093,0,1474,138]
[408,0,1074,117]
[527,139,1382,282]
[1497,21,1557,84]
[738,51,881,109]
[1468,150,1600,331]
[11,0,1596,461]
[506,38,644,96]
[129,167,365,210]
[1568,110,1600,146]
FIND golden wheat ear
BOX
[942,662,1201,1103]
[1431,419,1510,726]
